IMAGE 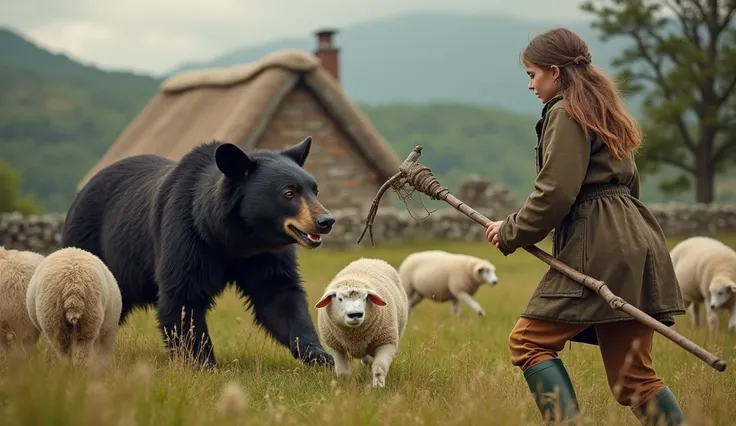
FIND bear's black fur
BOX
[61,136,335,367]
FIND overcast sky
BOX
[1,1,589,75]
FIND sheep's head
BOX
[709,276,736,310]
[473,261,498,286]
[315,287,387,327]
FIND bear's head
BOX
[212,136,335,251]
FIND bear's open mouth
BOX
[288,225,323,248]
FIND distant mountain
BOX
[165,12,638,117]
[0,15,724,213]
[0,27,160,83]
[1,12,639,118]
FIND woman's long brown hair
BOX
[521,28,642,161]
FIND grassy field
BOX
[1,235,735,426]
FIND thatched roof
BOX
[78,48,401,190]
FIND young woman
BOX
[484,28,687,426]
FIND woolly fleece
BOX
[670,236,736,330]
[316,257,408,387]
[0,247,44,355]
[26,247,122,368]
[399,250,498,317]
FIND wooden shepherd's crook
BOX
[357,145,727,373]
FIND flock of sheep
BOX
[0,246,121,369]
[314,251,499,388]
[1,234,734,389]
[0,243,498,386]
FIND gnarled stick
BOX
[357,145,727,373]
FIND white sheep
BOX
[398,250,499,317]
[0,246,44,355]
[670,236,736,331]
[26,246,123,368]
[314,257,409,388]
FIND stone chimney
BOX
[314,28,339,81]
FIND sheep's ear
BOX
[366,290,387,307]
[315,290,336,308]
[729,282,736,293]
[473,264,484,276]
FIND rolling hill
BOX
[0,12,727,213]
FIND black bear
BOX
[61,136,335,367]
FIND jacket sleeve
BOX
[496,108,591,256]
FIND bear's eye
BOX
[283,190,295,199]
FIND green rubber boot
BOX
[632,386,685,426]
[523,358,579,423]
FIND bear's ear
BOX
[281,136,312,168]
[215,143,255,178]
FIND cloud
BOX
[25,20,114,60]
[1,0,589,75]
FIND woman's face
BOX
[524,62,559,104]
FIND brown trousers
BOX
[509,317,666,407]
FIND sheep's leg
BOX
[370,344,398,388]
[332,351,351,377]
[94,329,118,368]
[690,302,701,328]
[22,329,40,355]
[728,303,736,331]
[408,293,424,308]
[48,328,72,360]
[456,292,485,317]
[7,335,38,359]
[0,335,12,355]
[451,299,460,316]
[706,303,719,330]
[50,342,70,362]
[361,355,374,367]
[0,328,36,358]
[71,340,94,368]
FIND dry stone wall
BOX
[2,178,736,254]
[0,212,66,255]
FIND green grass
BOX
[2,235,736,425]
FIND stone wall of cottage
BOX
[256,82,393,212]
[2,177,736,254]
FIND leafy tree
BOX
[581,0,736,203]
[0,160,43,214]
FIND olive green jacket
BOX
[497,94,685,344]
